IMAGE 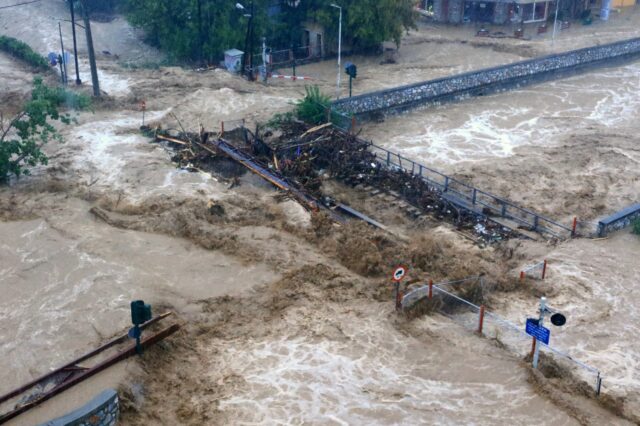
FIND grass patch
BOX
[0,35,49,71]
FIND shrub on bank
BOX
[0,77,91,183]
[632,218,640,235]
[0,35,49,71]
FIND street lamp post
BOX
[237,2,254,80]
[330,3,342,99]
[551,0,561,45]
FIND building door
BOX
[303,30,310,52]
[316,34,322,57]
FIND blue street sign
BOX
[526,318,550,345]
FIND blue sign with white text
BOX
[526,318,550,345]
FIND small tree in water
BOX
[0,77,89,183]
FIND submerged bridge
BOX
[333,37,640,119]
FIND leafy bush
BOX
[295,86,333,125]
[39,81,92,111]
[266,111,295,129]
[0,36,49,71]
[0,78,90,183]
[632,217,640,235]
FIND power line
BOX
[0,0,41,10]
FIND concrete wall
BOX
[433,0,447,22]
[39,389,119,426]
[597,204,640,236]
[493,2,509,24]
[333,37,640,117]
[448,0,465,23]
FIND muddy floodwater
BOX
[1,1,640,424]
[361,62,640,169]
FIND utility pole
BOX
[238,1,254,80]
[330,3,342,99]
[248,1,254,80]
[58,22,67,85]
[69,0,81,85]
[80,0,100,97]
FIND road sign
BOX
[392,266,406,282]
[526,318,550,345]
[550,312,566,326]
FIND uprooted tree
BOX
[0,77,90,183]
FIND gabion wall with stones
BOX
[39,389,119,426]
[333,37,640,117]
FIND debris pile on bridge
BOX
[144,121,515,242]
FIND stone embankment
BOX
[333,38,640,118]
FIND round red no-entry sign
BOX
[392,266,407,282]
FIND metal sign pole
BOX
[532,296,547,369]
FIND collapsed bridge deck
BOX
[148,121,574,242]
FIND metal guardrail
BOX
[367,142,574,239]
[326,106,573,238]
[401,281,602,394]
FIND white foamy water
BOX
[363,62,640,168]
[68,110,226,201]
[78,64,132,97]
[218,308,577,425]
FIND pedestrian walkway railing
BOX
[401,279,603,395]
[323,105,575,239]
[366,143,574,239]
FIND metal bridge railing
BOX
[366,143,574,239]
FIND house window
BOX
[522,1,549,22]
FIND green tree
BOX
[120,0,416,63]
[0,78,89,183]
[310,0,417,51]
[121,0,272,64]
[67,0,119,15]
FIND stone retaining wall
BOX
[333,38,640,118]
[39,389,119,426]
